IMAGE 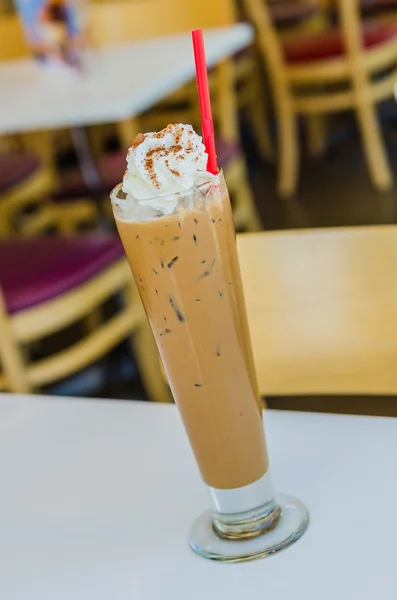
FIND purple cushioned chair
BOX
[0,235,125,314]
[0,234,170,402]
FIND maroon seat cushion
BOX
[0,152,41,193]
[0,235,125,313]
[283,20,397,63]
[54,138,241,201]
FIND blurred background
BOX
[2,0,397,415]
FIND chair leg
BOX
[355,100,393,192]
[306,114,327,159]
[0,294,31,393]
[245,69,273,161]
[123,284,172,403]
[276,93,299,199]
[226,159,262,232]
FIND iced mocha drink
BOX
[111,125,287,546]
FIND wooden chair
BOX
[0,234,171,402]
[235,1,329,161]
[0,147,100,236]
[237,225,397,397]
[243,0,397,197]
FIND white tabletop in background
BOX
[0,393,396,599]
[0,23,253,136]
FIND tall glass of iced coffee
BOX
[111,124,308,562]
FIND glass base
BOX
[188,493,309,563]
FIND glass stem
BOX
[206,470,281,540]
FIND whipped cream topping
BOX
[122,124,214,213]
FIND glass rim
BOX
[110,168,223,206]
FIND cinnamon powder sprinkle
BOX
[152,124,176,139]
[132,133,146,149]
[130,125,196,189]
[144,146,167,189]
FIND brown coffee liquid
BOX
[116,189,268,489]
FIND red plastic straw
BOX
[192,29,218,175]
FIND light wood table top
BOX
[237,226,397,395]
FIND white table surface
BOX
[1,394,397,599]
[0,23,253,136]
